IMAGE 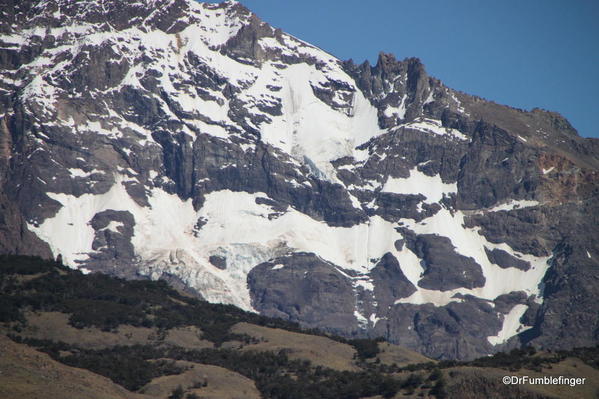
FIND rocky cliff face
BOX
[1,0,598,360]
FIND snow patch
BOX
[487,304,532,345]
[354,310,368,328]
[243,62,384,182]
[395,290,464,307]
[68,168,103,178]
[354,278,374,292]
[404,118,469,141]
[369,313,381,327]
[382,168,457,204]
[396,209,551,306]
[101,220,124,232]
[383,94,407,119]
[487,200,540,213]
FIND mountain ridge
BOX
[0,0,597,360]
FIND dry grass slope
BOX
[376,342,432,367]
[141,360,261,399]
[11,311,213,350]
[230,322,359,371]
[0,335,150,399]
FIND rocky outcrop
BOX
[407,234,485,291]
[249,253,359,334]
[485,248,531,271]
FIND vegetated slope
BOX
[0,334,153,399]
[0,0,597,360]
[2,255,599,399]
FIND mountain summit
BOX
[1,0,598,360]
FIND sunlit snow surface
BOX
[382,168,457,203]
[403,118,469,141]
[487,304,533,345]
[29,175,550,348]
[14,0,552,345]
[30,181,406,311]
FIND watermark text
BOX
[503,375,585,387]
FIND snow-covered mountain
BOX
[1,0,598,360]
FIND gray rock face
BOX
[0,191,52,258]
[0,0,598,360]
[208,255,227,270]
[407,234,486,291]
[485,247,531,271]
[88,210,136,270]
[248,253,359,334]
[0,116,51,258]
[370,253,416,310]
[387,299,501,360]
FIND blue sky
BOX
[212,0,599,138]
